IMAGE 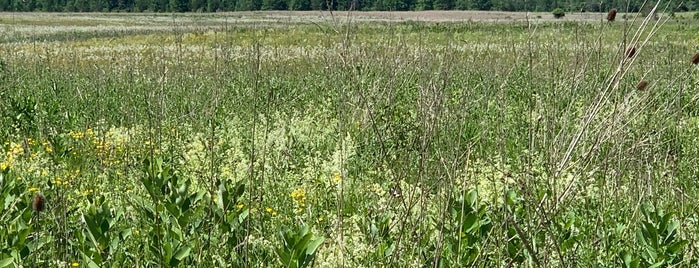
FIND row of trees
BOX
[0,0,695,13]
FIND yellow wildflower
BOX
[69,131,84,139]
[332,172,342,183]
[291,188,306,201]
[291,187,307,214]
[29,187,40,193]
[265,207,277,216]
[71,262,79,267]
[236,204,244,209]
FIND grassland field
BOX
[1,9,699,267]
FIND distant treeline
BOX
[0,0,695,13]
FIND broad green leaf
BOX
[466,190,477,207]
[623,252,633,267]
[238,208,249,224]
[667,240,688,254]
[0,257,13,268]
[305,236,325,255]
[648,260,665,268]
[463,213,479,233]
[659,214,672,234]
[173,245,192,261]
[294,233,313,252]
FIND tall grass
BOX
[1,8,699,267]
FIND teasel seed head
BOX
[626,47,636,58]
[607,9,617,22]
[636,80,649,91]
[32,193,45,212]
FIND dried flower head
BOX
[626,47,636,58]
[636,80,649,91]
[607,9,617,22]
[32,193,45,212]
[692,52,699,65]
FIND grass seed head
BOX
[32,193,46,212]
[636,80,649,91]
[626,47,636,58]
[607,9,617,22]
[692,53,699,65]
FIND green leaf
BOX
[81,251,101,268]
[173,245,192,261]
[642,221,659,249]
[235,183,245,199]
[463,213,479,233]
[294,233,313,253]
[0,257,13,268]
[648,260,665,268]
[276,248,291,266]
[466,190,477,207]
[238,208,249,224]
[623,252,633,267]
[667,240,688,255]
[659,213,672,234]
[305,236,325,255]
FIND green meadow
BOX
[1,11,699,267]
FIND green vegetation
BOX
[1,0,699,12]
[1,11,699,267]
[552,7,565,18]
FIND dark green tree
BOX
[235,0,260,10]
[432,0,451,10]
[261,0,285,9]
[413,0,432,10]
[471,0,490,10]
[288,0,310,10]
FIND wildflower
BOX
[32,193,45,212]
[265,207,277,216]
[71,262,79,267]
[291,187,307,214]
[291,188,306,204]
[69,131,84,139]
[236,204,244,209]
[332,172,342,183]
[29,187,40,193]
